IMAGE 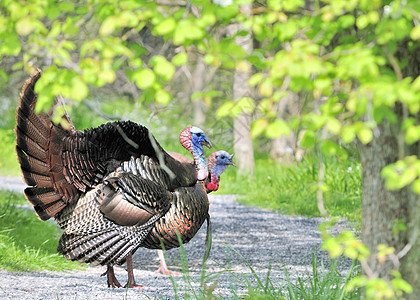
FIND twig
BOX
[317,125,329,217]
[82,99,123,121]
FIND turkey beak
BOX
[228,153,236,167]
[201,136,212,149]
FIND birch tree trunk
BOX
[191,56,206,127]
[270,91,300,164]
[230,3,254,174]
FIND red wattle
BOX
[207,182,218,191]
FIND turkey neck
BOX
[184,141,206,181]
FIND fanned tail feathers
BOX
[15,70,78,220]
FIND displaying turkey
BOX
[15,70,213,288]
[154,150,235,275]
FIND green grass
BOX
[166,243,360,299]
[0,190,82,271]
[0,129,20,176]
[217,154,362,227]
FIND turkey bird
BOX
[15,70,213,288]
[154,150,235,275]
[169,150,235,193]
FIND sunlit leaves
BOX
[15,16,36,35]
[173,19,205,45]
[70,76,89,101]
[172,53,188,66]
[150,56,175,81]
[155,89,171,105]
[356,11,379,29]
[320,221,370,260]
[133,68,156,90]
[382,156,420,193]
[410,25,420,40]
[266,119,291,138]
[247,73,264,86]
[154,17,176,35]
[216,97,255,119]
[251,118,268,138]
[300,130,316,149]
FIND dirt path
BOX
[0,177,351,299]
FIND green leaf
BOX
[98,69,116,84]
[265,119,290,139]
[357,127,373,144]
[236,97,255,114]
[405,125,420,145]
[258,79,273,97]
[248,73,264,86]
[326,117,341,135]
[133,68,156,89]
[300,131,316,149]
[172,53,188,66]
[48,21,61,38]
[1,35,21,56]
[399,167,417,189]
[155,89,171,105]
[356,14,369,29]
[410,25,420,40]
[153,59,175,81]
[390,278,413,294]
[341,126,356,144]
[251,118,268,138]
[173,20,204,45]
[99,16,117,36]
[15,16,36,36]
[412,179,420,194]
[216,101,235,118]
[71,76,89,101]
[154,18,176,35]
[321,140,339,155]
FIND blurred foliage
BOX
[1,0,420,191]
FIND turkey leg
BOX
[155,250,181,275]
[101,264,122,288]
[125,253,146,289]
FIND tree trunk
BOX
[359,119,420,297]
[230,3,254,174]
[191,56,206,127]
[270,91,300,164]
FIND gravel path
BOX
[0,176,352,299]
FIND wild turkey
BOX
[169,150,235,193]
[15,70,213,288]
[154,150,235,275]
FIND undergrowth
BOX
[217,154,362,228]
[0,129,20,176]
[0,190,81,271]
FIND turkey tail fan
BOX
[15,70,79,220]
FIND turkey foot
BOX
[124,253,154,289]
[155,250,182,276]
[101,264,122,288]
